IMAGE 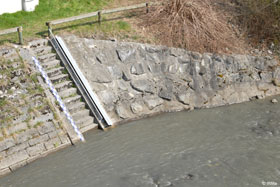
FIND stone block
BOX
[9,160,27,171]
[147,64,161,74]
[0,150,29,170]
[7,123,28,135]
[7,142,29,155]
[143,96,164,110]
[116,102,132,119]
[131,63,145,75]
[98,90,118,108]
[37,122,56,135]
[26,143,46,157]
[260,72,273,82]
[116,48,135,62]
[28,134,49,146]
[44,137,62,150]
[48,131,59,139]
[131,79,155,94]
[177,89,195,105]
[59,135,71,145]
[130,102,143,114]
[0,138,16,152]
[14,129,39,143]
[89,65,112,83]
[0,168,11,176]
[108,65,123,79]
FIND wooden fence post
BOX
[17,26,23,45]
[46,22,52,36]
[98,11,101,25]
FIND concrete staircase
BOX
[29,39,98,133]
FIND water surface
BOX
[1,96,280,187]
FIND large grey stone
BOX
[260,72,273,83]
[98,90,118,111]
[234,55,250,71]
[158,87,173,101]
[273,67,280,86]
[131,63,145,75]
[147,64,161,74]
[116,102,132,119]
[143,96,164,110]
[131,79,155,94]
[89,66,112,83]
[177,89,195,105]
[108,65,123,79]
[130,102,143,114]
[116,48,135,62]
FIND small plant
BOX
[33,121,43,128]
[30,74,39,84]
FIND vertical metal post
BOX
[46,22,52,36]
[146,3,149,13]
[98,11,101,25]
[17,26,23,45]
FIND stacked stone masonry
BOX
[1,35,280,177]
[0,42,72,177]
[63,35,280,125]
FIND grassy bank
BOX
[0,0,143,44]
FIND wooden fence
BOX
[46,2,158,35]
[0,26,23,45]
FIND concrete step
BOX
[29,39,48,48]
[42,60,61,70]
[59,87,77,98]
[76,115,94,126]
[38,53,56,63]
[72,109,90,121]
[54,81,73,92]
[68,102,86,113]
[64,95,81,106]
[46,67,64,77]
[80,122,98,133]
[50,74,68,84]
[34,46,53,56]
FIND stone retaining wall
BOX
[0,46,73,177]
[63,35,280,125]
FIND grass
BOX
[0,0,109,44]
[0,0,144,45]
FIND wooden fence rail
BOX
[46,2,158,35]
[0,26,23,45]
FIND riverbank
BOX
[0,35,280,177]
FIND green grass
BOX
[0,0,109,44]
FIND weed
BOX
[33,121,43,128]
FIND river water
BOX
[1,96,280,187]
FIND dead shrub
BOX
[141,0,240,53]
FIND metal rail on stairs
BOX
[48,33,113,130]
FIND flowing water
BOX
[1,96,280,187]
